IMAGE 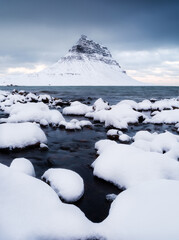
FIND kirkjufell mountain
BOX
[0,35,144,86]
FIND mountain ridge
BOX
[0,35,145,86]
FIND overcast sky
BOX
[0,0,178,85]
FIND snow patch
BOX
[42,168,84,202]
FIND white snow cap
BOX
[42,168,84,202]
[0,122,47,150]
[92,140,179,189]
[146,109,179,124]
[0,35,143,86]
[0,163,94,240]
[86,103,144,129]
[1,102,64,125]
[99,180,179,240]
[93,98,110,111]
[132,130,179,160]
[10,158,35,177]
[59,119,92,130]
[63,101,92,115]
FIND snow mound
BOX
[59,119,92,130]
[132,130,179,160]
[10,158,35,177]
[112,98,179,112]
[119,133,131,143]
[92,140,179,188]
[42,168,84,202]
[86,103,144,129]
[93,98,110,111]
[146,109,179,124]
[1,102,65,126]
[63,101,92,115]
[99,180,179,240]
[0,163,94,240]
[0,122,47,150]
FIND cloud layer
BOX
[0,0,178,84]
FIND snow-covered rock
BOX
[132,130,179,160]
[119,133,131,143]
[59,119,92,130]
[42,168,84,202]
[106,193,117,202]
[0,35,143,86]
[93,98,110,111]
[92,140,179,189]
[63,101,92,115]
[107,129,122,140]
[1,102,65,125]
[10,158,35,177]
[0,122,47,150]
[86,103,144,129]
[0,163,94,240]
[146,109,179,124]
[99,180,179,240]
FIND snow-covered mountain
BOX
[0,35,144,86]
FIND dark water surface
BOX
[1,86,179,103]
[0,86,179,222]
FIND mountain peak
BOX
[69,35,112,58]
[62,35,120,68]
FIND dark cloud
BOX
[0,0,178,81]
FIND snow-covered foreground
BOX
[0,122,47,150]
[42,168,84,202]
[93,139,179,188]
[1,89,179,239]
[99,180,179,240]
[1,162,179,240]
[0,163,95,240]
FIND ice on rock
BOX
[0,122,47,150]
[92,140,179,189]
[0,163,94,240]
[42,168,84,202]
[132,130,179,160]
[1,102,65,125]
[10,158,35,177]
[63,101,92,115]
[99,180,179,240]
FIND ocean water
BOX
[1,86,179,103]
[0,86,179,222]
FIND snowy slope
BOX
[0,35,144,86]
